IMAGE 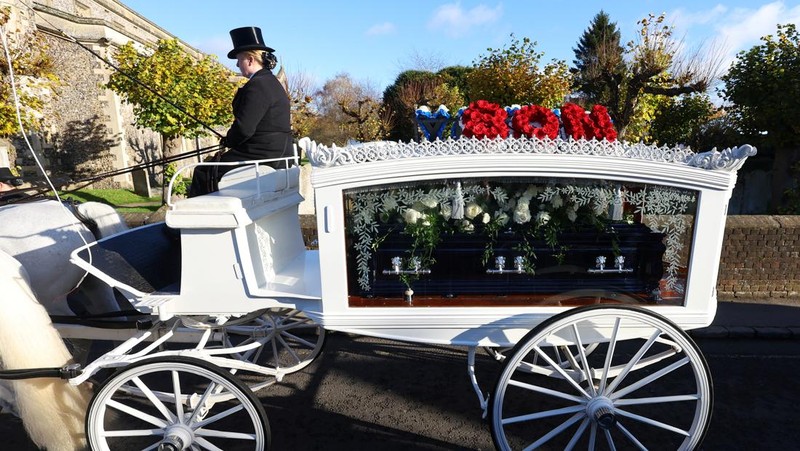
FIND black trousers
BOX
[187,152,294,198]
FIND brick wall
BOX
[717,216,800,300]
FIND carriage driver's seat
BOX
[164,164,315,315]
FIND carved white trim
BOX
[309,137,756,173]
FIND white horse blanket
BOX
[0,199,128,315]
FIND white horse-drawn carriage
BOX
[0,136,755,450]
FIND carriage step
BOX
[132,294,176,314]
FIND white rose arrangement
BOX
[464,202,483,220]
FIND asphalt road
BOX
[3,332,799,450]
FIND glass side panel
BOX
[343,177,697,307]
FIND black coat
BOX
[223,68,292,164]
[188,69,292,197]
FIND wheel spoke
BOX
[269,334,280,366]
[280,330,317,349]
[599,317,621,394]
[103,428,164,437]
[604,428,617,451]
[274,309,299,323]
[192,404,246,429]
[194,437,225,451]
[615,407,690,436]
[571,323,596,397]
[131,376,176,423]
[530,344,591,398]
[615,421,648,450]
[615,394,700,406]
[187,381,220,425]
[171,370,185,420]
[508,379,585,404]
[279,319,313,333]
[522,412,584,451]
[502,404,584,425]
[610,357,690,400]
[106,399,168,428]
[194,428,257,440]
[564,418,590,451]
[276,333,304,365]
[604,328,661,395]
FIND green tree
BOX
[649,93,716,147]
[572,10,624,106]
[466,34,572,108]
[573,13,719,139]
[436,65,473,102]
[106,39,237,156]
[721,23,800,211]
[0,6,58,138]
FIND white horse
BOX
[0,249,91,451]
[0,199,128,450]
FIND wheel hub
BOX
[586,396,616,430]
[159,424,194,450]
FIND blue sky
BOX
[120,1,800,93]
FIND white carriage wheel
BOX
[223,308,326,374]
[490,305,712,451]
[86,356,271,451]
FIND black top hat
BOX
[227,26,275,59]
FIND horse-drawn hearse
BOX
[0,133,755,450]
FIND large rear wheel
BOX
[490,305,712,450]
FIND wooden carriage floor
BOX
[347,291,681,308]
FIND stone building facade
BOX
[2,0,210,190]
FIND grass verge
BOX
[59,189,163,213]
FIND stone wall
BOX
[717,216,800,300]
[5,0,208,189]
[40,34,122,188]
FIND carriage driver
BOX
[188,26,293,197]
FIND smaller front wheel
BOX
[86,356,270,451]
[491,305,712,450]
[223,308,326,375]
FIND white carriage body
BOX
[308,138,754,346]
[69,138,754,348]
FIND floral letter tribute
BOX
[510,105,560,139]
[560,102,617,142]
[457,100,617,142]
[419,100,617,143]
[460,100,509,139]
